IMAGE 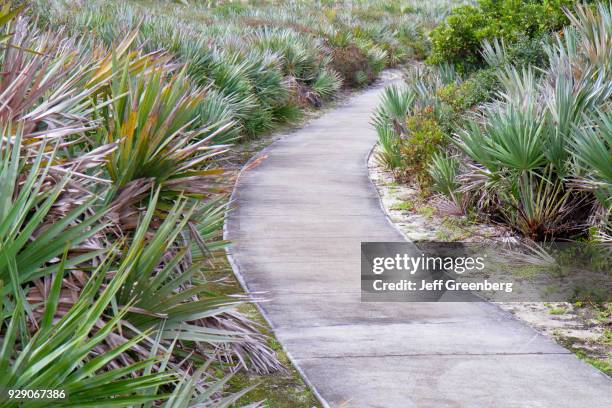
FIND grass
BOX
[204,269,320,406]
[416,205,435,219]
[602,329,612,346]
[511,265,543,279]
[567,348,612,377]
[391,200,415,211]
[581,358,612,376]
[554,323,611,377]
[595,305,612,324]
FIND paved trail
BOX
[225,74,611,407]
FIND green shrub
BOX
[329,43,374,87]
[399,114,447,189]
[448,3,611,240]
[427,0,577,70]
[437,78,490,114]
[427,5,491,68]
[505,35,551,67]
[482,35,553,69]
[427,67,499,134]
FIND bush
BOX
[399,114,447,189]
[419,67,499,135]
[427,0,577,70]
[384,3,611,241]
[437,68,498,112]
[447,3,612,239]
[505,35,551,68]
[427,5,491,68]
[372,82,447,190]
[329,43,374,87]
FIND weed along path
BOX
[225,73,612,407]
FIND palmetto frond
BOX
[101,65,232,215]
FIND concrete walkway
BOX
[225,75,611,407]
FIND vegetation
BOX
[374,1,611,242]
[33,0,462,139]
[0,0,472,405]
[5,0,607,403]
[427,0,582,70]
[0,2,286,404]
[373,3,610,374]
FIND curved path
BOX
[225,75,611,407]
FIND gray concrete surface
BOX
[225,74,611,407]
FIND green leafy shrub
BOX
[440,68,498,111]
[427,0,577,70]
[482,35,552,69]
[506,35,551,67]
[427,5,491,68]
[399,114,447,189]
[448,3,612,239]
[410,67,499,136]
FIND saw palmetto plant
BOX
[449,3,611,239]
[0,3,278,406]
[2,0,482,405]
[35,0,456,139]
[101,65,231,199]
[372,2,610,241]
[372,84,415,137]
[0,126,107,295]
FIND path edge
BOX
[220,96,367,408]
[365,142,412,243]
[221,71,403,408]
[223,169,332,408]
